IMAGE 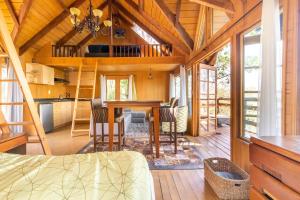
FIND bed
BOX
[0,151,155,200]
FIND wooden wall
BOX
[29,83,67,99]
[66,71,170,102]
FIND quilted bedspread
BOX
[0,151,154,200]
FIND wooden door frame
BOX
[106,75,129,100]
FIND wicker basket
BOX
[204,157,249,200]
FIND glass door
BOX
[198,64,217,135]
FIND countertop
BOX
[34,98,75,103]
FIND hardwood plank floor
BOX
[46,126,230,200]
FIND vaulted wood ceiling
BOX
[0,0,231,56]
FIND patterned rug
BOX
[79,136,203,170]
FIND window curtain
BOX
[179,65,187,106]
[258,0,281,136]
[128,75,137,100]
[169,73,175,100]
[100,75,106,101]
[1,60,23,133]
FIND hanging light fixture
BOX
[70,0,112,36]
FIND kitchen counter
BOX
[34,98,75,103]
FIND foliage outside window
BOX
[107,79,116,100]
[120,79,129,100]
[216,44,231,118]
[106,76,129,100]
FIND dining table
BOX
[105,100,162,158]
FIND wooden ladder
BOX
[0,10,51,154]
[71,62,98,137]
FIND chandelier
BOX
[70,0,112,36]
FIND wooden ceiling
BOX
[0,0,231,56]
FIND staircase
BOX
[71,62,97,137]
[0,10,51,154]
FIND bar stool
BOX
[149,106,177,154]
[91,99,125,152]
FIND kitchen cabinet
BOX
[53,101,73,128]
[26,63,54,85]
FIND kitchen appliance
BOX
[39,103,54,133]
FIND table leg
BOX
[153,107,160,158]
[108,106,115,151]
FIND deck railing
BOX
[52,44,172,58]
[216,94,259,135]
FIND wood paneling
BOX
[29,83,67,99]
[99,71,170,102]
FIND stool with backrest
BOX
[91,99,125,151]
[149,106,178,154]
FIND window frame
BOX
[106,75,129,100]
[240,23,262,140]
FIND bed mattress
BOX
[0,151,154,200]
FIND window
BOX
[241,26,262,138]
[120,79,129,100]
[106,79,116,100]
[106,76,129,100]
[175,75,181,98]
[187,69,192,116]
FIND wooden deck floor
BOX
[46,126,230,200]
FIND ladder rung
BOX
[0,121,33,126]
[0,79,17,82]
[0,132,26,143]
[72,129,90,132]
[75,118,90,121]
[79,87,93,90]
[0,102,25,105]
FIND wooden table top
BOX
[104,100,162,107]
[250,136,300,162]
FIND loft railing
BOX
[52,45,81,57]
[52,44,173,58]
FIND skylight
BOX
[131,23,159,44]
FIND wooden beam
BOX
[194,5,206,51]
[36,56,186,67]
[19,0,86,55]
[187,0,261,66]
[204,7,213,43]
[121,0,190,55]
[11,0,33,41]
[189,0,234,14]
[77,34,93,47]
[175,0,182,25]
[3,0,19,26]
[56,1,108,46]
[154,0,194,49]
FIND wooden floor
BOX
[46,126,230,200]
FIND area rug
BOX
[79,136,203,170]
